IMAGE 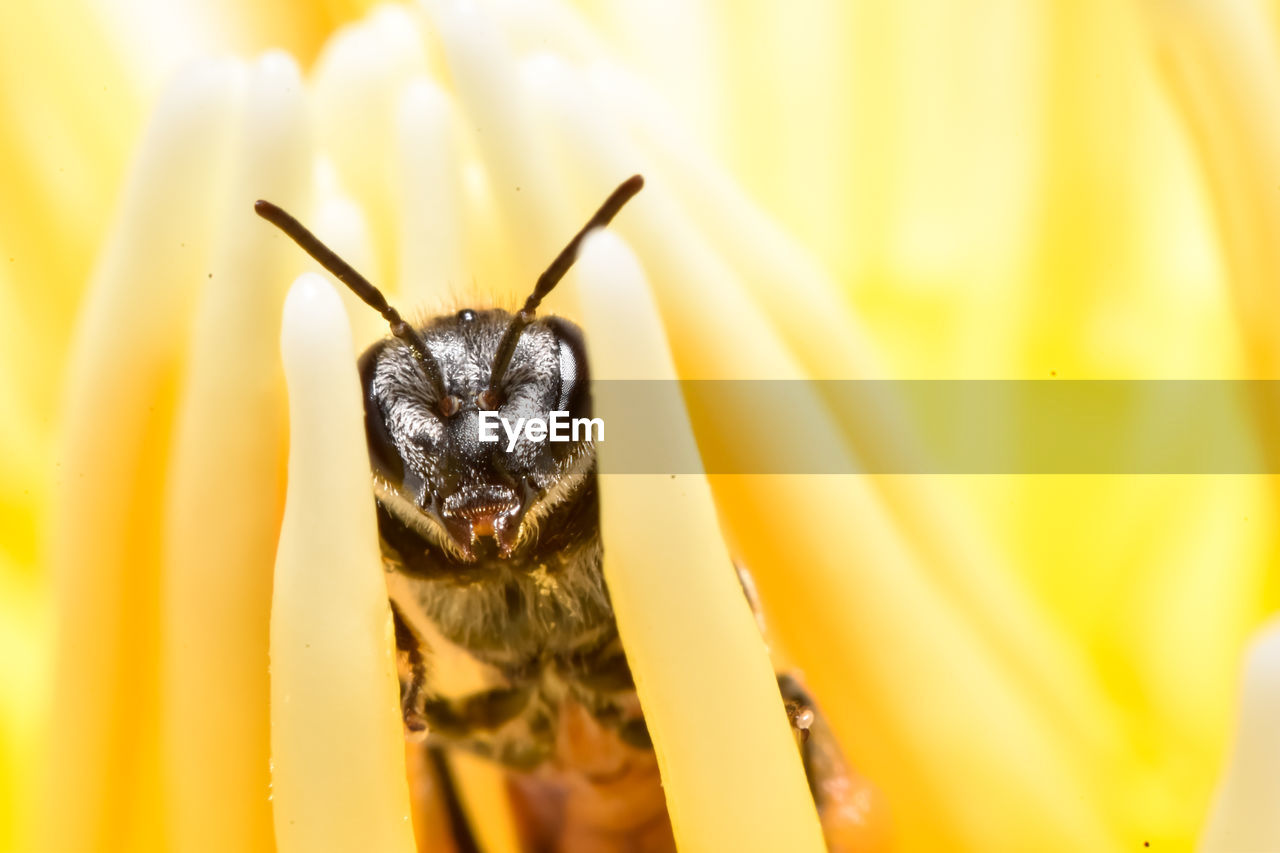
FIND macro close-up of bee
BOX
[11,1,1280,852]
[256,176,861,851]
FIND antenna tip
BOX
[254,199,277,219]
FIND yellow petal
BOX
[161,51,311,853]
[580,229,826,853]
[1200,619,1280,851]
[39,59,245,853]
[271,273,415,853]
[311,4,429,286]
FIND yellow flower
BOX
[3,0,1279,851]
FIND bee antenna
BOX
[254,200,456,411]
[480,174,645,409]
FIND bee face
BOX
[256,176,640,567]
[360,309,593,562]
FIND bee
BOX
[255,178,866,852]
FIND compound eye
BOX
[543,317,590,417]
[556,338,578,411]
[366,404,404,482]
[358,341,406,483]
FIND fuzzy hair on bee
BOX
[255,177,863,852]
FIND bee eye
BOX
[543,317,590,417]
[358,342,405,483]
[556,339,577,411]
[456,309,476,323]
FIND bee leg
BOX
[426,747,482,853]
[777,673,891,852]
[781,676,816,747]
[391,600,429,736]
[403,741,481,853]
[735,564,891,850]
[777,674,827,794]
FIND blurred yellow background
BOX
[3,0,1279,850]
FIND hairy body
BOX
[255,178,880,852]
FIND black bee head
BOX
[255,174,642,564]
[359,309,593,561]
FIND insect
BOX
[255,178,866,851]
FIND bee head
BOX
[358,308,593,561]
[256,175,643,562]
